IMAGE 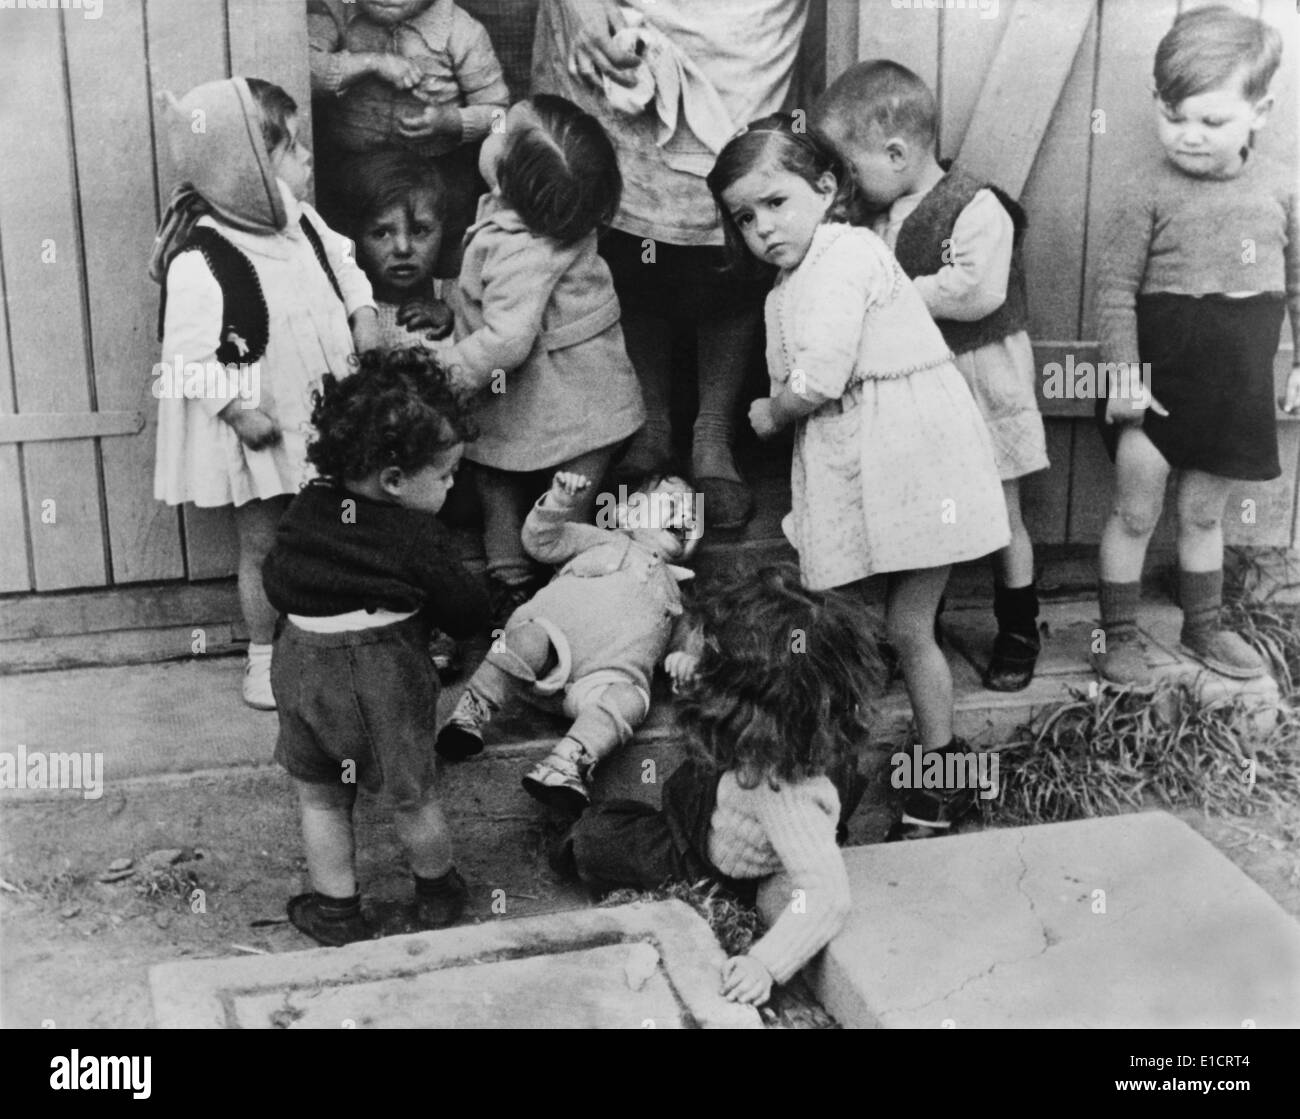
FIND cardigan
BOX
[262,481,489,638]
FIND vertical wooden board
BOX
[66,1,184,584]
[0,268,32,593]
[1080,0,1180,340]
[1259,0,1299,367]
[824,0,860,88]
[1020,417,1072,545]
[938,0,1008,161]
[1020,6,1098,340]
[227,0,312,147]
[0,12,107,590]
[856,0,940,107]
[145,0,240,580]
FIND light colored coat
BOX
[444,197,645,472]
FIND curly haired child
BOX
[442,93,645,623]
[1092,6,1299,684]
[553,563,883,1006]
[261,349,489,946]
[150,77,379,710]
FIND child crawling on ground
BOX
[437,467,703,813]
[553,564,883,1005]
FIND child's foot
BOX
[413,867,468,930]
[1178,627,1267,679]
[982,630,1040,692]
[885,739,979,841]
[1090,628,1154,686]
[242,654,276,710]
[521,740,593,818]
[435,689,491,761]
[287,892,371,947]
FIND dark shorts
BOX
[271,613,439,808]
[1095,292,1285,480]
[598,229,770,321]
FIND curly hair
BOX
[306,348,475,482]
[497,94,622,244]
[335,149,447,242]
[675,563,884,789]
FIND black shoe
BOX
[435,723,484,761]
[287,893,372,947]
[885,740,979,842]
[982,630,1041,692]
[414,867,468,930]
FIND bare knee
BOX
[885,612,933,657]
[1113,500,1160,539]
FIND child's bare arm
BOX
[910,190,1013,322]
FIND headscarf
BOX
[148,77,289,284]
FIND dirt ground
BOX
[3,750,1298,1029]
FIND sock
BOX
[993,582,1040,643]
[413,868,459,898]
[1098,580,1141,643]
[313,892,361,919]
[1178,568,1223,642]
[247,642,272,664]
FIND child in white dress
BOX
[708,115,1008,840]
[150,78,378,709]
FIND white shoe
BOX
[242,656,276,710]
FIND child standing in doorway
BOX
[150,77,378,710]
[1091,6,1299,684]
[711,116,1009,840]
[814,60,1050,693]
[441,94,645,624]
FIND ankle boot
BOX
[1177,568,1266,679]
[983,583,1041,692]
[1091,580,1153,685]
[885,738,980,841]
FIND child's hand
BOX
[664,651,699,692]
[549,472,592,504]
[1281,366,1300,415]
[396,105,462,144]
[221,405,281,451]
[720,954,772,1005]
[398,297,453,340]
[373,53,422,91]
[1104,388,1167,426]
[749,397,780,439]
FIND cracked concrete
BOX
[786,812,1300,1028]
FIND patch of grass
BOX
[986,680,1300,826]
[135,864,201,902]
[599,879,762,957]
[1223,549,1300,698]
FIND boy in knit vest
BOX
[814,61,1049,697]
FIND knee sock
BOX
[312,891,361,916]
[1178,568,1223,643]
[1098,580,1141,643]
[993,582,1040,644]
[247,641,272,664]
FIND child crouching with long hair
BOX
[553,564,883,1005]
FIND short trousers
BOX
[271,613,440,808]
[1095,292,1284,480]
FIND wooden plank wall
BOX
[0,0,310,592]
[835,0,1300,549]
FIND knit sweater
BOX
[262,481,489,638]
[707,771,850,984]
[1096,150,1300,367]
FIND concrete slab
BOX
[150,900,761,1029]
[787,811,1300,1028]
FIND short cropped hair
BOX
[812,59,938,149]
[1154,5,1283,106]
[497,93,622,245]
